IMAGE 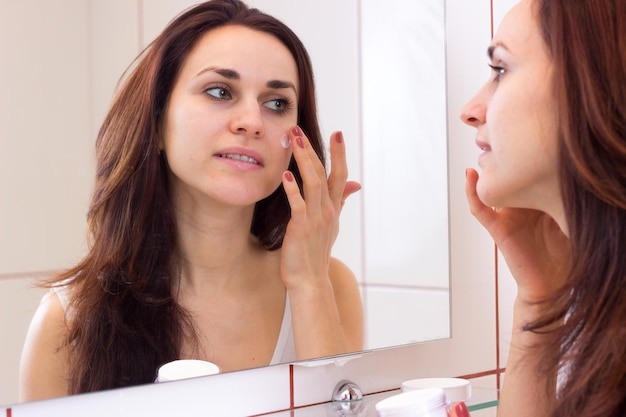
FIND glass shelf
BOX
[267,386,498,416]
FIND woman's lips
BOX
[214,146,264,169]
[476,139,491,167]
[475,139,491,152]
[218,153,260,165]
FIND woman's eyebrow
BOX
[487,41,509,60]
[194,66,239,79]
[267,79,297,95]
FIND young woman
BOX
[462,0,626,416]
[19,0,363,401]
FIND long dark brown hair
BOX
[53,0,324,394]
[530,0,626,416]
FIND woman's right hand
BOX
[465,168,570,304]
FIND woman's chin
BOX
[476,180,505,209]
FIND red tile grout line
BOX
[289,364,294,408]
[495,242,502,393]
[456,368,505,380]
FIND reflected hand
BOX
[465,168,570,304]
[280,127,360,291]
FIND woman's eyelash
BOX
[488,63,506,81]
[265,97,294,114]
[205,85,231,100]
[203,84,295,115]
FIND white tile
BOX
[0,0,92,273]
[364,287,450,349]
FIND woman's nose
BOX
[231,99,264,137]
[459,90,487,128]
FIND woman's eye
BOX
[488,64,506,82]
[264,98,292,114]
[205,86,232,100]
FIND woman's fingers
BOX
[342,181,362,205]
[288,126,326,202]
[448,402,471,417]
[282,170,306,214]
[282,126,361,224]
[326,131,361,210]
[465,168,496,228]
[327,131,349,206]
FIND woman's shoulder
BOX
[328,257,361,301]
[19,289,69,401]
[328,257,358,285]
[328,257,364,351]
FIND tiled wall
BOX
[1,0,520,415]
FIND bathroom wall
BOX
[1,0,519,414]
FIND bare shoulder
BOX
[328,257,364,351]
[328,257,358,289]
[19,289,69,402]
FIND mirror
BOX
[0,0,448,405]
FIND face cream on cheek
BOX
[280,134,292,149]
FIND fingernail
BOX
[465,168,469,178]
[291,126,302,136]
[284,171,294,182]
[280,134,291,149]
[296,137,304,149]
[453,402,470,417]
[335,131,344,143]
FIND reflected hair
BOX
[52,0,324,394]
[530,0,626,416]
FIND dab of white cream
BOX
[280,134,292,149]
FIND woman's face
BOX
[161,24,299,209]
[460,0,561,214]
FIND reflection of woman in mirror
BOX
[19,0,363,401]
[462,0,625,416]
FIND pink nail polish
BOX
[291,126,301,136]
[335,131,344,143]
[453,402,470,417]
[284,171,294,182]
[296,137,304,148]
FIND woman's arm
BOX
[465,169,569,417]
[280,127,363,359]
[497,300,558,417]
[19,289,69,402]
[287,256,364,360]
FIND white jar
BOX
[402,377,471,404]
[155,359,220,383]
[375,388,447,417]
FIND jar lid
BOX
[401,377,471,403]
[375,388,446,416]
[155,359,220,383]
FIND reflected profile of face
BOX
[460,0,561,215]
[161,24,299,209]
